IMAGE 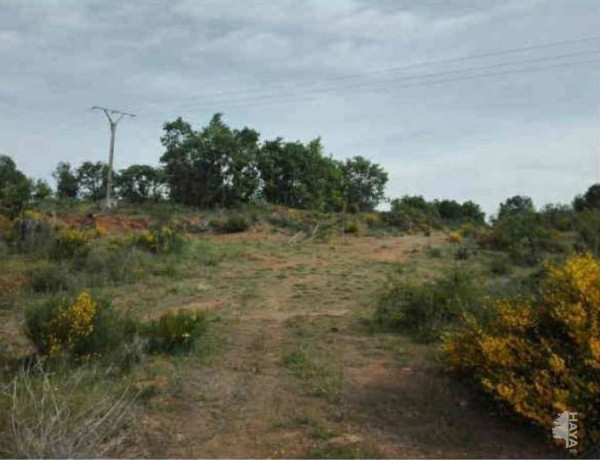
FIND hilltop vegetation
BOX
[1,114,600,457]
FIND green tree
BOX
[434,199,463,223]
[577,183,600,210]
[497,195,534,221]
[341,156,388,212]
[0,155,32,217]
[77,161,112,201]
[460,200,485,224]
[257,138,343,211]
[32,179,52,201]
[160,114,261,208]
[117,165,165,202]
[52,162,79,199]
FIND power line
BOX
[205,58,599,111]
[135,36,599,114]
[138,53,599,116]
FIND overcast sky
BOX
[1,0,599,216]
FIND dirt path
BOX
[133,233,554,458]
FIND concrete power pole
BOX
[91,106,135,208]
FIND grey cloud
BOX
[0,0,598,215]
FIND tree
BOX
[434,199,463,223]
[160,114,261,208]
[461,201,485,224]
[32,179,52,202]
[341,156,388,212]
[256,137,343,211]
[0,155,32,218]
[117,165,165,202]
[77,161,112,201]
[497,195,534,221]
[53,162,79,199]
[581,184,600,210]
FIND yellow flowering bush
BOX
[50,226,95,260]
[446,232,462,244]
[47,291,97,356]
[444,253,600,449]
[136,225,184,253]
[25,290,128,360]
[361,212,380,226]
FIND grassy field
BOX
[0,212,559,458]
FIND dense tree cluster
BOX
[8,113,596,234]
[159,114,388,212]
[384,195,486,229]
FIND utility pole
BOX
[91,106,135,208]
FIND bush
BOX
[361,212,380,227]
[8,213,54,254]
[574,210,600,256]
[479,212,562,266]
[29,263,73,293]
[444,253,600,450]
[426,247,442,258]
[135,224,185,253]
[50,227,94,261]
[74,241,149,286]
[454,245,470,261]
[343,222,359,234]
[210,215,249,234]
[374,270,485,342]
[25,291,134,361]
[143,309,207,354]
[488,254,513,276]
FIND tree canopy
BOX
[0,155,32,218]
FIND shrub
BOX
[426,247,442,258]
[135,225,185,253]
[374,270,485,342]
[361,212,380,226]
[29,263,73,293]
[444,253,600,450]
[74,241,149,286]
[25,291,132,361]
[479,212,562,266]
[8,214,54,254]
[50,227,94,261]
[574,209,600,256]
[143,309,207,354]
[211,215,249,234]
[343,222,359,234]
[454,245,470,260]
[446,232,462,244]
[488,254,513,276]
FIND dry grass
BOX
[0,362,138,458]
[0,224,558,458]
